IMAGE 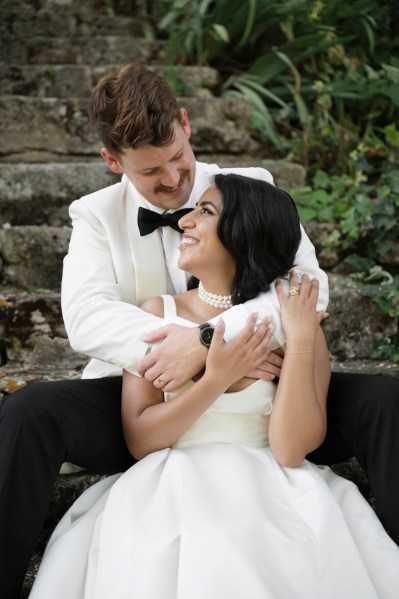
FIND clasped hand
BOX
[204,315,273,387]
[137,317,279,392]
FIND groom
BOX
[0,63,398,598]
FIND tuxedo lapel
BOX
[125,182,167,305]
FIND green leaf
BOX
[313,170,330,188]
[211,23,229,43]
[237,0,257,48]
[296,206,317,222]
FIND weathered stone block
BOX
[0,225,71,288]
[0,365,85,404]
[181,92,259,155]
[0,7,147,38]
[0,64,220,99]
[0,96,96,157]
[0,35,167,66]
[0,162,119,226]
[0,289,88,372]
[323,274,397,360]
[0,94,258,158]
[0,158,305,228]
[303,222,342,269]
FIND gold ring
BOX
[288,287,300,296]
[157,378,165,385]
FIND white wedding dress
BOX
[30,299,399,599]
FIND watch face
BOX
[201,327,214,346]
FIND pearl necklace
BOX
[198,281,232,309]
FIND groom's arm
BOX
[62,197,202,375]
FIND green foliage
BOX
[46,67,59,82]
[371,338,399,364]
[292,131,399,360]
[362,273,399,363]
[158,0,399,168]
[292,130,399,268]
[158,0,230,65]
[361,275,399,319]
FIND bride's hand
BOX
[204,314,273,387]
[275,272,327,346]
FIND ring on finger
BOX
[288,287,300,296]
[157,377,165,386]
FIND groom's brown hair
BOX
[89,63,183,155]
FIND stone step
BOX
[322,274,397,362]
[0,275,396,378]
[1,6,149,38]
[0,64,221,98]
[0,35,168,66]
[0,93,258,160]
[1,357,398,406]
[0,159,303,227]
[330,358,399,379]
[0,366,85,404]
[0,290,88,384]
[0,162,119,226]
[0,0,164,19]
[0,226,70,289]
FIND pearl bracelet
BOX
[285,347,314,355]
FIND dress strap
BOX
[161,294,177,318]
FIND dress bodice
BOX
[161,295,275,449]
[165,378,275,449]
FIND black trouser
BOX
[0,372,398,598]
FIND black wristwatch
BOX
[198,322,215,348]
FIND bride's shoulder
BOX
[140,290,197,319]
[139,296,165,317]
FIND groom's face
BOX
[100,112,196,211]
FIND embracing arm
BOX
[61,197,199,374]
[122,312,272,460]
[268,275,330,467]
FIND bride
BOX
[30,174,399,598]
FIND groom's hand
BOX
[245,348,284,381]
[137,324,207,392]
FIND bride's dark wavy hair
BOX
[189,173,301,305]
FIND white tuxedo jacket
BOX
[61,161,328,378]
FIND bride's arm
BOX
[268,274,330,468]
[122,301,271,460]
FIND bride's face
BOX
[177,186,235,283]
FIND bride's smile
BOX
[177,186,236,292]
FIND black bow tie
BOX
[137,207,193,236]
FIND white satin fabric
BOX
[30,378,399,599]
